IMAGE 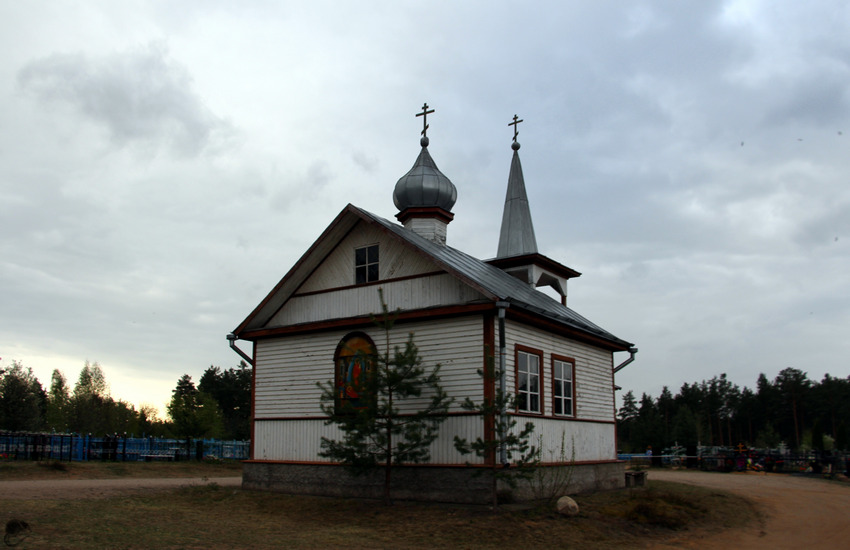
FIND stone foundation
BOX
[242,461,625,504]
[510,461,626,501]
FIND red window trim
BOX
[514,344,544,415]
[551,353,576,418]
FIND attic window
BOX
[355,245,379,284]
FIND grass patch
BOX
[37,460,69,472]
[2,478,756,549]
[0,460,242,481]
[542,480,755,544]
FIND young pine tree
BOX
[453,352,538,509]
[318,290,452,505]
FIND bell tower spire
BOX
[489,115,580,305]
[497,114,538,258]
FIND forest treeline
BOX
[0,359,251,440]
[618,367,850,453]
[6,358,847,452]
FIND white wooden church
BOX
[229,107,636,503]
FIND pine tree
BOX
[199,361,252,440]
[0,360,45,431]
[453,353,538,509]
[46,369,70,432]
[618,390,639,422]
[68,361,110,434]
[318,290,452,504]
[775,368,811,450]
[167,374,225,438]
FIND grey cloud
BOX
[305,161,332,190]
[269,160,334,212]
[352,151,378,173]
[17,44,232,157]
[795,201,850,250]
[764,77,850,127]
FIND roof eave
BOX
[506,305,633,352]
[486,253,581,279]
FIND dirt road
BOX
[650,469,850,549]
[2,476,242,500]
[3,471,849,549]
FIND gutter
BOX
[496,301,509,466]
[227,333,255,366]
[613,347,638,374]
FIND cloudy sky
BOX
[2,1,849,417]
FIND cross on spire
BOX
[416,103,435,137]
[509,114,523,142]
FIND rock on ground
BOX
[556,495,579,516]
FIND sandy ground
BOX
[649,469,850,549]
[3,471,849,548]
[2,476,242,500]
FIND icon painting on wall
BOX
[334,332,376,411]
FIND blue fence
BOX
[0,432,249,462]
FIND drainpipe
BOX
[496,301,510,466]
[227,333,255,366]
[613,347,638,374]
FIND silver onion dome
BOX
[393,136,458,212]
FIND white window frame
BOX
[552,356,575,417]
[515,346,542,414]
[354,244,379,284]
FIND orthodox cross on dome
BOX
[416,103,435,137]
[509,114,523,143]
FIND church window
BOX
[355,245,379,284]
[515,346,542,414]
[333,332,377,413]
[552,356,575,417]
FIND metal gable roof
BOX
[354,206,632,350]
[233,203,631,350]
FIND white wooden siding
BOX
[510,417,616,462]
[298,221,439,293]
[388,316,487,410]
[255,331,340,418]
[502,320,615,422]
[270,273,485,327]
[253,298,617,464]
[253,316,488,462]
[255,316,486,418]
[254,415,484,464]
[253,414,614,462]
